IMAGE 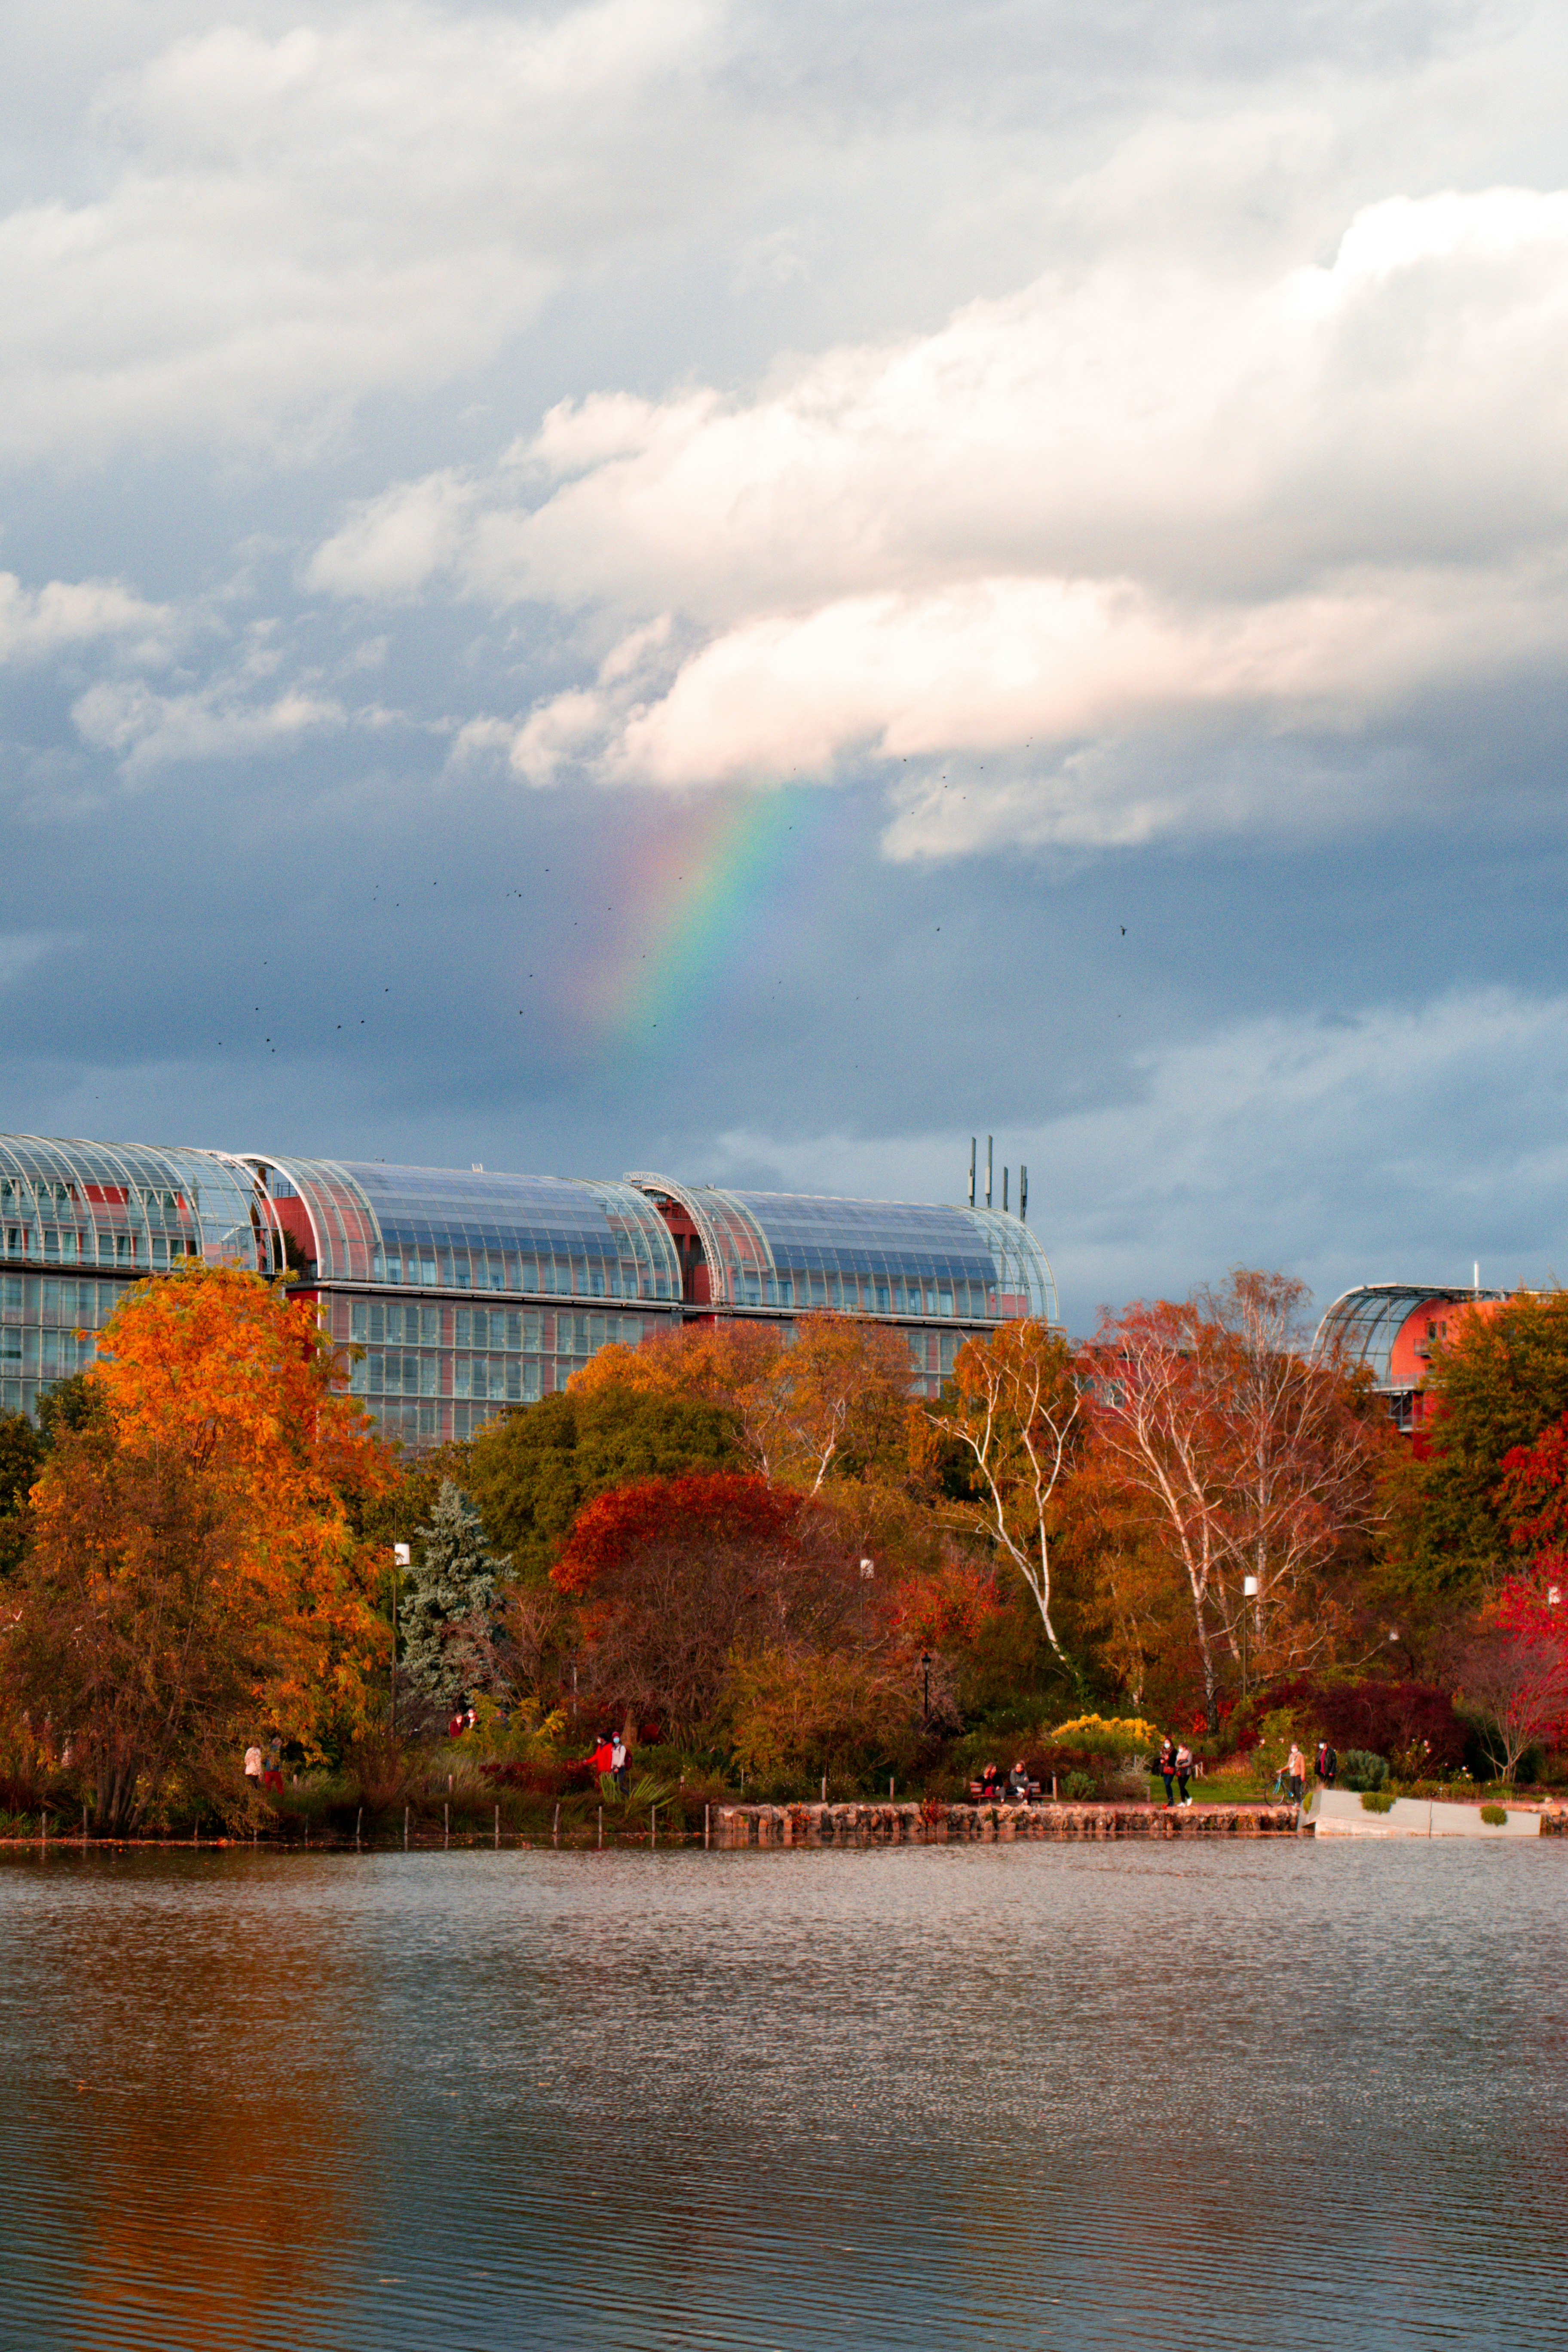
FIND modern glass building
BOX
[0,1132,1060,1446]
[0,1134,278,1424]
[628,1173,1056,1397]
[1311,1281,1507,1433]
[246,1158,686,1448]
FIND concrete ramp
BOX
[1308,1787,1542,1838]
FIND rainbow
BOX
[575,787,837,1050]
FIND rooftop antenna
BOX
[968,1137,976,1209]
[1020,1164,1028,1224]
[986,1135,993,1210]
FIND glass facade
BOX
[625,1175,1058,1400]
[0,1133,1063,1438]
[625,1176,1056,1317]
[0,1135,277,1423]
[1313,1283,1503,1387]
[246,1158,684,1444]
[252,1159,680,1301]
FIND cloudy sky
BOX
[4,0,1568,1332]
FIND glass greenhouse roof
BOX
[1311,1282,1504,1387]
[625,1176,1058,1322]
[0,1134,268,1271]
[248,1158,681,1299]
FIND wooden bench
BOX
[968,1779,1042,1803]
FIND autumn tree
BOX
[7,1426,292,1830]
[1060,1455,1200,1722]
[1457,1612,1568,1783]
[551,1470,859,1738]
[1085,1272,1386,1730]
[0,1410,42,1579]
[922,1321,1083,1662]
[466,1381,742,1581]
[0,1373,107,1580]
[0,1263,396,1825]
[1409,1289,1568,1592]
[722,1645,923,1786]
[570,1312,915,1489]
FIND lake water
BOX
[0,1839,1563,2351]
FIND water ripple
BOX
[0,1842,1564,2350]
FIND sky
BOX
[3,0,1568,1335]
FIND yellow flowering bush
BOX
[1050,1713,1158,1756]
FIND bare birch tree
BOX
[924,1321,1081,1659]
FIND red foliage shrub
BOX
[548,1469,860,1740]
[553,1470,802,1595]
[1311,1678,1467,1770]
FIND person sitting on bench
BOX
[1007,1759,1032,1803]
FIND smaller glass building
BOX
[1312,1281,1507,1432]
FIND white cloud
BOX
[303,469,478,599]
[73,677,344,773]
[0,571,169,661]
[309,181,1568,843]
[0,0,722,461]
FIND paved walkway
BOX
[1307,1786,1543,1837]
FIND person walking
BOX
[1175,1741,1194,1807]
[244,1741,263,1787]
[1316,1740,1337,1787]
[1158,1736,1177,1806]
[1287,1741,1307,1805]
[611,1733,629,1799]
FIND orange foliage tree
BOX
[569,1311,914,1489]
[1084,1272,1387,1730]
[1,1263,396,1827]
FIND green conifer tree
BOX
[402,1479,501,1708]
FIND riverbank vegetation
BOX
[2,1262,1566,1839]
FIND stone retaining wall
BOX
[710,1801,1305,1848]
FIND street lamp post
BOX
[391,1541,410,1733]
[1241,1574,1258,1702]
[921,1651,931,1725]
[858,1557,874,1648]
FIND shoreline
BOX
[0,1800,1305,1853]
[7,1793,1562,1853]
